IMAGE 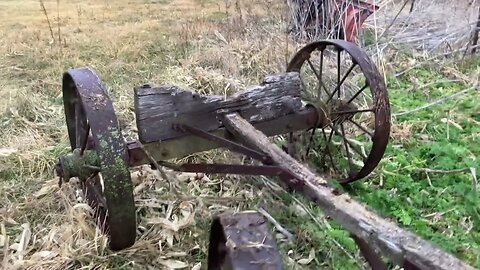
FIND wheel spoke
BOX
[340,123,354,170]
[307,59,321,100]
[327,62,357,102]
[319,49,324,91]
[320,128,337,171]
[307,59,320,81]
[75,102,80,148]
[306,57,331,98]
[329,124,367,161]
[318,49,331,97]
[80,123,91,156]
[348,119,374,138]
[305,128,317,156]
[347,83,369,104]
[75,101,87,149]
[336,108,374,115]
[85,174,107,208]
[337,49,341,98]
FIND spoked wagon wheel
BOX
[286,40,391,184]
[59,67,136,250]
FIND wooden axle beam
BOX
[222,113,475,270]
[128,72,325,167]
[126,106,319,167]
[134,72,304,143]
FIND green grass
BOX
[267,62,480,268]
[358,66,480,264]
[248,59,480,269]
[267,192,363,269]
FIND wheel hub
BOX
[330,98,359,126]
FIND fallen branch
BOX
[257,207,295,242]
[406,79,464,92]
[416,168,473,174]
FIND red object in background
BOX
[337,0,379,43]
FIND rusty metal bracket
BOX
[167,123,301,181]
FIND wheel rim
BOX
[286,39,390,184]
[62,67,137,250]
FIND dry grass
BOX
[1,0,479,269]
[0,0,328,269]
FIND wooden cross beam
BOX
[128,72,319,166]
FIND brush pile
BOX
[286,0,379,42]
[287,0,479,54]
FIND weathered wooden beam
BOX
[127,107,319,167]
[134,72,302,143]
[222,113,475,270]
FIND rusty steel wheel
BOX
[286,40,391,184]
[207,211,282,270]
[61,67,136,250]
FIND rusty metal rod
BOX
[167,163,292,177]
[173,123,273,164]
